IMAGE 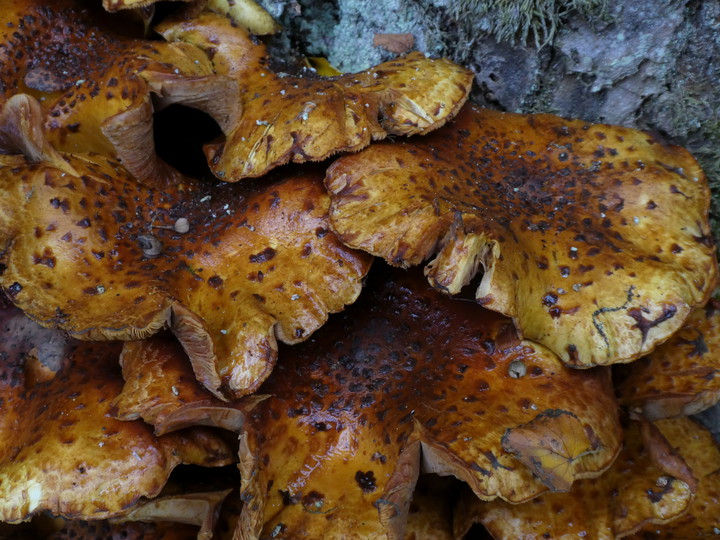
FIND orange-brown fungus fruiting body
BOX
[0,130,370,398]
[617,298,720,419]
[113,336,253,434]
[456,418,696,539]
[157,12,473,181]
[236,268,621,538]
[634,417,720,538]
[326,104,718,368]
[0,306,234,523]
[0,0,236,186]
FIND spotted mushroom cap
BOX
[0,0,238,187]
[616,299,720,420]
[157,12,473,181]
[0,101,371,398]
[633,417,720,538]
[235,268,621,538]
[455,416,698,540]
[0,306,235,523]
[326,104,719,368]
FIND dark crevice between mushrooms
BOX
[152,103,223,181]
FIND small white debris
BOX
[570,246,578,252]
[200,195,212,203]
[633,216,640,224]
[75,79,85,86]
[656,476,670,487]
[513,187,519,192]
[558,288,567,295]
[171,386,179,396]
[508,359,526,378]
[573,283,582,291]
[291,294,300,300]
[256,120,270,126]
[220,329,228,335]
[174,217,190,233]
[96,285,105,294]
[98,442,104,447]
[600,212,606,218]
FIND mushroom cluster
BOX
[0,1,718,539]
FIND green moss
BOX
[448,0,607,48]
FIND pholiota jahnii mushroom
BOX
[326,103,718,369]
[157,12,474,181]
[0,94,371,398]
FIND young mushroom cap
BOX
[0,306,235,523]
[233,268,621,538]
[634,417,720,538]
[0,100,371,398]
[616,299,720,420]
[325,103,719,368]
[455,417,698,540]
[112,336,257,435]
[0,0,239,187]
[157,12,473,181]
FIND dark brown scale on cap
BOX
[0,116,371,399]
[224,267,620,538]
[156,12,473,181]
[326,104,718,368]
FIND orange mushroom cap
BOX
[0,305,234,523]
[112,336,256,435]
[455,416,699,540]
[326,103,718,368]
[157,12,473,181]
[0,96,371,398]
[0,0,238,187]
[117,267,620,537]
[634,417,720,538]
[616,299,720,419]
[236,268,621,538]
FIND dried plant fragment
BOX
[326,104,718,368]
[0,306,233,523]
[158,12,473,180]
[0,0,237,186]
[233,268,620,538]
[455,417,697,540]
[617,299,720,419]
[0,106,370,398]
